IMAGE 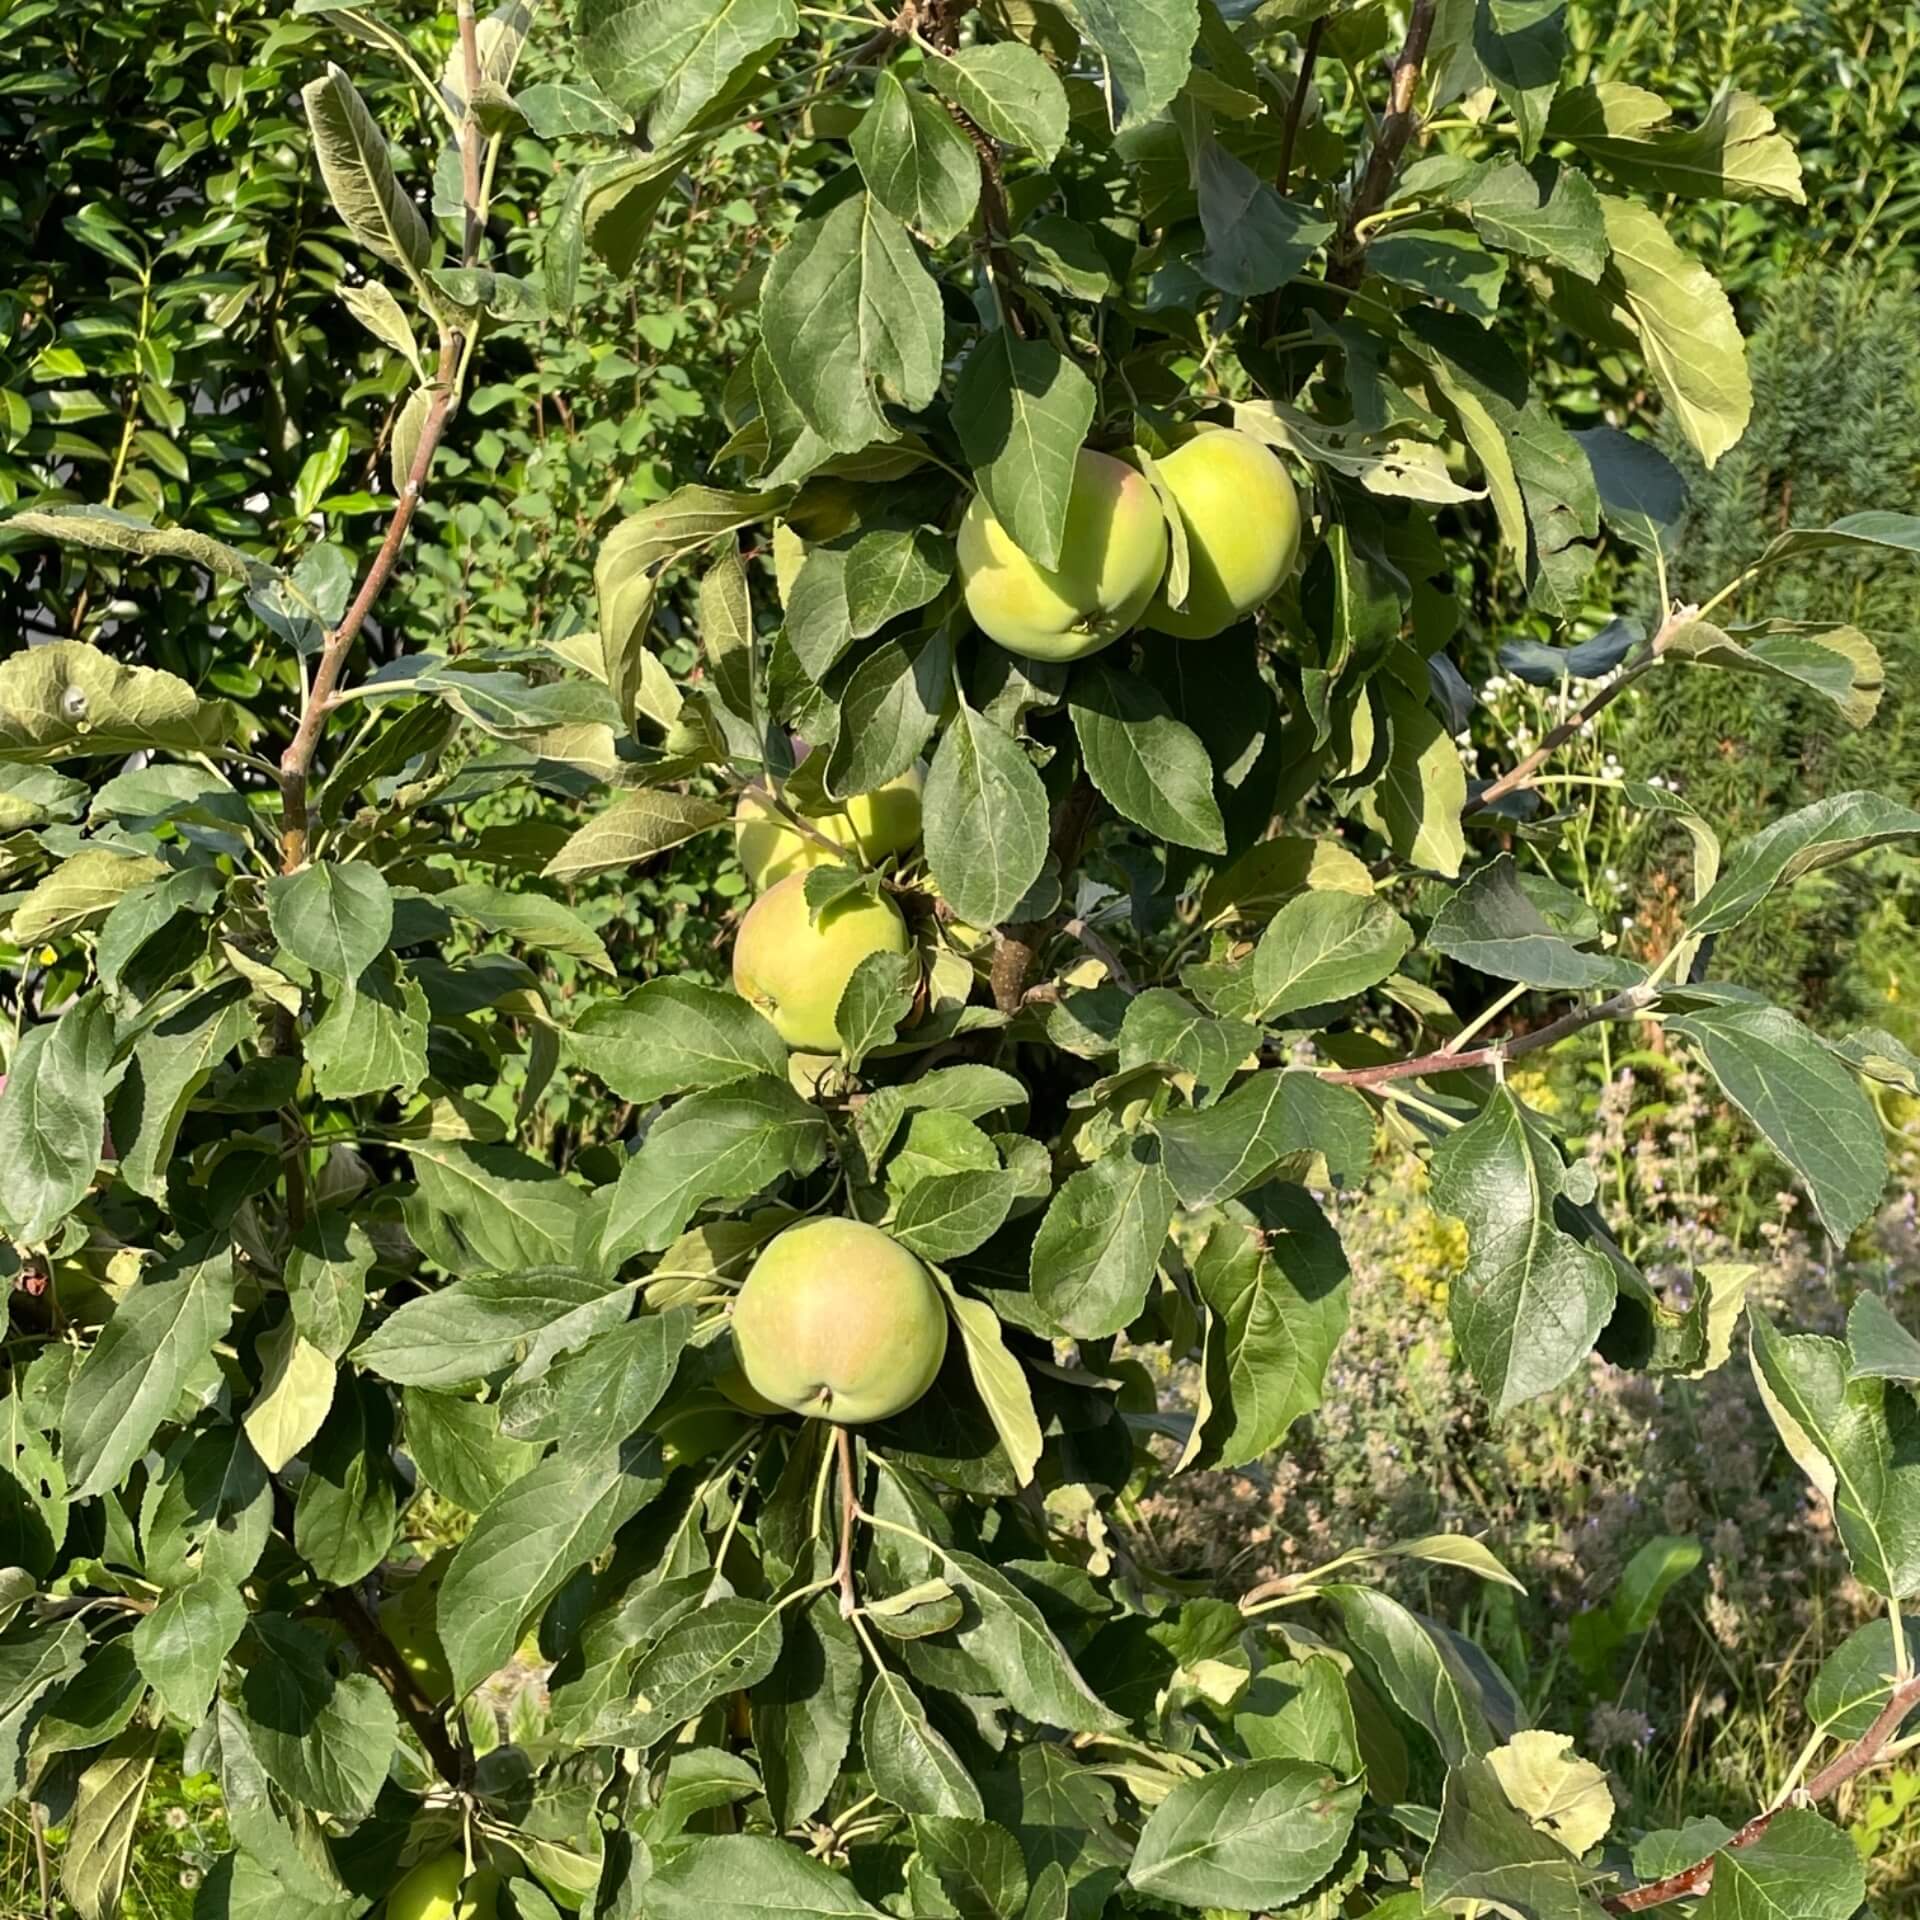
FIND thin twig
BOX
[1320,984,1659,1088]
[278,334,462,872]
[323,1584,469,1786]
[31,1799,51,1920]
[1277,15,1326,195]
[454,0,485,268]
[1474,607,1692,810]
[1604,1671,1920,1910]
[1063,917,1136,995]
[834,1426,860,1618]
[1329,0,1438,288]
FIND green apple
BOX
[1142,427,1301,639]
[379,1550,454,1702]
[716,1336,787,1415]
[645,1388,753,1466]
[957,447,1167,661]
[734,769,924,892]
[731,1218,947,1423]
[732,871,913,1053]
[387,1853,499,1920]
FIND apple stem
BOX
[834,1425,861,1618]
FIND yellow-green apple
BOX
[387,1853,499,1920]
[732,872,913,1052]
[644,1388,753,1467]
[731,1218,947,1423]
[378,1550,454,1702]
[734,770,923,892]
[1143,427,1301,639]
[957,447,1167,661]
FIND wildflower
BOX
[165,1807,190,1831]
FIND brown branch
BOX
[1063,917,1136,995]
[278,333,462,872]
[323,1583,469,1786]
[1328,0,1438,289]
[834,1426,859,1618]
[991,774,1102,1012]
[1277,15,1326,196]
[1321,984,1658,1088]
[943,99,1025,337]
[1604,1671,1920,1911]
[1474,607,1691,810]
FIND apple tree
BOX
[5,2,1920,1917]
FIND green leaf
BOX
[1748,1311,1920,1600]
[63,1244,238,1500]
[34,1641,143,1757]
[1421,157,1609,280]
[1573,423,1688,555]
[305,958,429,1102]
[293,1372,398,1586]
[242,1317,337,1475]
[139,1425,269,1592]
[62,1728,159,1920]
[11,846,165,945]
[822,625,952,799]
[760,189,944,456]
[406,1140,585,1271]
[1590,195,1751,469]
[238,1616,398,1815]
[1188,1188,1350,1471]
[952,332,1096,573]
[1806,1617,1920,1741]
[933,1272,1042,1485]
[1423,1752,1597,1920]
[4,506,264,584]
[300,65,430,277]
[1029,1138,1177,1339]
[543,788,729,880]
[1696,1807,1862,1920]
[600,1080,831,1265]
[911,1817,1030,1920]
[1549,82,1805,204]
[1359,679,1469,875]
[925,44,1067,161]
[1689,791,1920,940]
[0,639,225,763]
[754,1592,864,1828]
[1848,1295,1920,1382]
[863,1658,986,1818]
[356,1267,621,1389]
[1119,990,1258,1101]
[1069,664,1225,854]
[1372,226,1508,323]
[838,950,918,1070]
[285,1216,373,1362]
[0,993,114,1244]
[644,1834,885,1920]
[1751,509,1920,572]
[1328,1585,1497,1764]
[498,1304,696,1449]
[1662,618,1883,728]
[1430,855,1643,988]
[1234,1658,1362,1773]
[440,1434,668,1696]
[1430,1088,1616,1412]
[1253,892,1413,1021]
[892,1171,1016,1265]
[1155,1071,1372,1205]
[597,1598,784,1744]
[576,0,798,141]
[267,862,393,981]
[340,278,425,377]
[939,1547,1124,1732]
[401,1387,541,1513]
[436,880,613,974]
[853,71,980,244]
[1666,1003,1885,1243]
[1129,1757,1362,1910]
[924,701,1049,927]
[132,1577,246,1724]
[568,978,788,1104]
[1074,0,1200,129]
[1180,111,1332,297]
[854,1066,1030,1171]
[1468,0,1565,160]
[514,78,633,136]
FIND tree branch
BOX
[1473,606,1693,810]
[1277,15,1326,196]
[991,774,1101,1012]
[455,0,485,268]
[834,1426,860,1619]
[322,1583,469,1786]
[1320,983,1658,1088]
[1603,1671,1920,1911]
[1328,0,1438,288]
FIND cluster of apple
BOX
[713,432,1299,1435]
